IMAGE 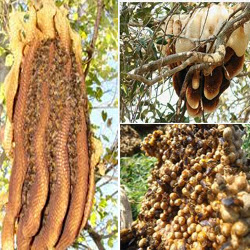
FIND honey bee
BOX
[221,197,244,207]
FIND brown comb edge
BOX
[173,68,188,96]
[192,70,200,90]
[186,101,202,117]
[224,52,245,80]
[32,38,73,248]
[55,111,89,249]
[32,106,72,249]
[5,60,22,122]
[78,58,94,232]
[64,24,94,239]
[55,61,90,249]
[186,81,202,110]
[224,46,235,64]
[1,40,40,250]
[16,41,55,250]
[203,75,230,113]
[203,96,220,113]
[204,66,223,100]
[202,46,234,113]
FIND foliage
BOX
[243,124,250,158]
[120,2,250,123]
[120,153,157,220]
[0,0,118,249]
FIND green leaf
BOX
[99,198,107,208]
[102,134,109,142]
[167,103,175,112]
[113,98,118,107]
[96,87,103,101]
[156,37,168,45]
[101,110,107,121]
[72,12,78,21]
[108,238,114,247]
[194,117,201,123]
[5,54,14,67]
[79,29,87,39]
[0,47,5,56]
[0,83,5,104]
[140,109,148,120]
[180,4,188,12]
[90,211,97,227]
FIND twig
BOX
[84,0,104,78]
[86,223,118,250]
[236,71,250,77]
[86,223,105,250]
[129,52,193,75]
[238,104,250,121]
[0,0,10,34]
[97,170,117,188]
[127,54,196,86]
[101,230,118,239]
[244,107,250,122]
[179,100,187,122]
[110,190,118,198]
[96,136,118,184]
[77,243,92,250]
[199,4,210,41]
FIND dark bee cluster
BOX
[131,125,250,250]
[19,38,87,223]
[21,40,51,217]
[67,48,90,193]
[2,2,94,248]
[11,36,90,249]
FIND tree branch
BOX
[96,136,118,184]
[243,107,250,122]
[86,223,118,250]
[128,52,193,75]
[86,223,105,250]
[84,0,104,78]
[101,230,118,239]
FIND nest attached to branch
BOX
[2,1,102,249]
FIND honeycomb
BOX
[1,1,102,249]
[162,4,249,117]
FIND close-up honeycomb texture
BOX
[121,125,250,250]
[1,1,102,249]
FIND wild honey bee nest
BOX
[131,125,250,250]
[2,35,92,250]
[0,0,105,247]
[160,4,250,117]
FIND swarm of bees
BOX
[1,1,102,249]
[124,125,250,249]
[161,4,250,117]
